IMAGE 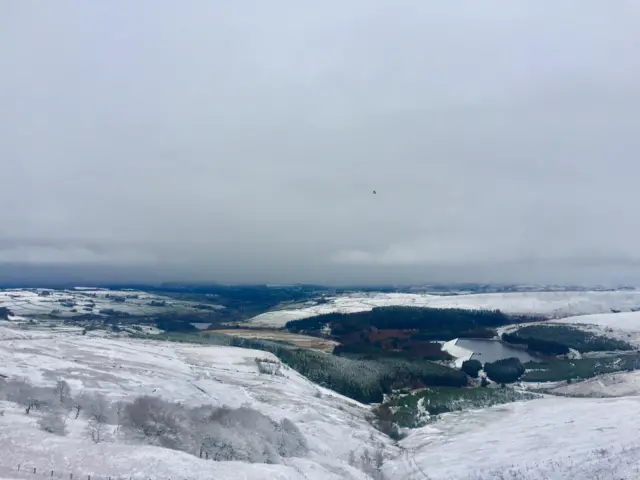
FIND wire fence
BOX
[0,464,176,480]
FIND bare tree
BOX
[84,393,112,424]
[87,418,107,443]
[69,391,86,419]
[81,393,113,443]
[114,398,125,435]
[17,383,40,415]
[55,380,72,410]
[374,449,385,470]
[122,395,184,449]
[24,398,39,415]
[71,399,82,419]
[1,377,65,415]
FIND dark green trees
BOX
[484,358,525,384]
[461,359,483,378]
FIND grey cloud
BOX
[0,245,158,265]
[1,1,639,285]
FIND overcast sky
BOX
[2,1,640,286]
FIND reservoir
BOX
[455,338,540,364]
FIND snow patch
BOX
[248,291,640,327]
[441,339,473,368]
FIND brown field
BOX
[210,329,338,353]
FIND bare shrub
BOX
[121,396,308,464]
[1,378,46,414]
[38,411,68,436]
[255,357,283,376]
[197,407,306,463]
[371,404,403,440]
[1,377,308,464]
[348,448,388,480]
[196,406,306,462]
[122,396,185,449]
[83,393,113,424]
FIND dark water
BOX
[455,338,540,364]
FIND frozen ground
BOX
[248,291,640,327]
[0,288,222,319]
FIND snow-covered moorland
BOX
[2,322,640,479]
[4,283,640,479]
[0,288,222,319]
[0,326,391,480]
[385,394,640,479]
[549,311,640,348]
[248,290,640,327]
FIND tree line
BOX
[286,306,513,339]
[283,306,520,363]
[502,325,634,355]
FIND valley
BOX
[2,284,640,479]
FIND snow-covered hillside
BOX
[0,288,222,319]
[384,394,640,479]
[248,291,640,327]
[0,327,388,480]
[545,370,640,398]
[3,305,640,479]
[550,311,640,348]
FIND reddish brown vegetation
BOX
[334,325,452,361]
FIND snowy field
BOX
[247,291,640,327]
[1,323,640,478]
[0,288,222,319]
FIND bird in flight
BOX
[373,190,377,194]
